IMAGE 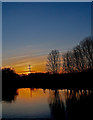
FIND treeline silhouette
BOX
[2,68,19,81]
[2,36,93,89]
[46,36,93,74]
[62,37,93,73]
[2,67,93,89]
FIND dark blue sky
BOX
[2,2,91,72]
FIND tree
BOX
[80,37,93,69]
[62,36,93,73]
[2,68,19,81]
[62,51,74,73]
[73,45,85,71]
[46,50,60,74]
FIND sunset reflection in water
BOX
[2,88,93,119]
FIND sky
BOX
[2,2,91,74]
[1,0,92,2]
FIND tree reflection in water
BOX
[48,89,67,120]
[48,89,93,120]
[2,88,18,103]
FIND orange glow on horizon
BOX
[3,55,47,74]
[3,54,63,74]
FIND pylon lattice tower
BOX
[29,65,31,73]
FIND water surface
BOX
[2,88,93,120]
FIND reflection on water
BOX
[48,90,66,120]
[2,88,93,120]
[2,88,51,118]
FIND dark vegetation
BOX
[2,36,93,90]
[46,50,60,74]
[2,68,93,89]
[62,37,93,72]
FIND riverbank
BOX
[2,69,93,89]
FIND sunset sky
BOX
[2,2,91,74]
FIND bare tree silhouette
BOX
[62,37,93,73]
[46,50,60,74]
[80,37,93,69]
[73,45,85,71]
[62,51,74,73]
